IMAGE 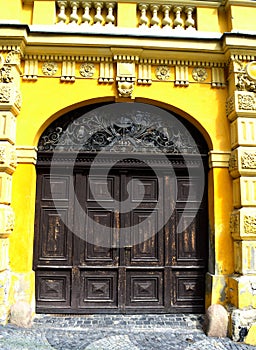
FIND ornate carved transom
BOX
[38,104,204,154]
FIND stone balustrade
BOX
[56,1,117,26]
[55,1,196,30]
[138,3,196,30]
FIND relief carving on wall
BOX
[80,63,95,78]
[244,215,256,234]
[230,212,239,235]
[236,60,256,93]
[192,67,207,82]
[238,93,256,110]
[117,81,134,98]
[42,62,58,76]
[0,85,11,103]
[155,66,170,80]
[241,152,256,169]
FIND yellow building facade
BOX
[0,0,256,342]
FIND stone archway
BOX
[33,102,209,314]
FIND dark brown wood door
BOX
[34,165,207,314]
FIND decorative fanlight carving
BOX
[38,106,199,154]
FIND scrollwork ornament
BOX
[42,62,58,76]
[155,66,170,80]
[80,63,95,78]
[192,67,207,82]
[241,152,256,169]
[244,215,256,234]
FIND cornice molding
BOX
[224,0,256,8]
[23,0,223,7]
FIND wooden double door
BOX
[34,162,207,314]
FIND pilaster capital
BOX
[208,150,231,169]
[16,146,37,165]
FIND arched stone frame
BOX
[11,97,233,316]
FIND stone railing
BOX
[56,1,117,26]
[55,1,196,30]
[137,3,196,30]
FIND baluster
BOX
[57,1,68,24]
[173,6,184,30]
[161,5,172,29]
[138,3,149,27]
[185,6,195,30]
[106,2,116,26]
[150,4,160,28]
[81,2,92,26]
[69,0,79,25]
[93,2,104,26]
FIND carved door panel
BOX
[34,172,75,312]
[34,166,207,313]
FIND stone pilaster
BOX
[227,58,256,340]
[0,49,21,325]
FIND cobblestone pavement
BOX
[0,314,255,350]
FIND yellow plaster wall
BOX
[32,1,56,25]
[196,7,220,32]
[229,5,256,31]
[10,164,36,273]
[17,78,229,152]
[0,0,22,22]
[117,3,137,28]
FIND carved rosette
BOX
[42,62,58,76]
[80,63,95,78]
[192,67,207,82]
[155,66,170,80]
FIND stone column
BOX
[227,58,256,341]
[0,50,21,325]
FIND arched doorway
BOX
[33,102,209,314]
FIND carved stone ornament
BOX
[0,65,14,83]
[42,62,58,76]
[246,61,256,81]
[0,85,11,103]
[80,63,95,78]
[155,66,170,80]
[192,67,207,82]
[38,104,201,154]
[14,90,22,110]
[0,146,6,162]
[241,152,256,169]
[226,95,235,116]
[117,81,134,98]
[238,93,256,110]
[230,212,239,234]
[244,215,256,234]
